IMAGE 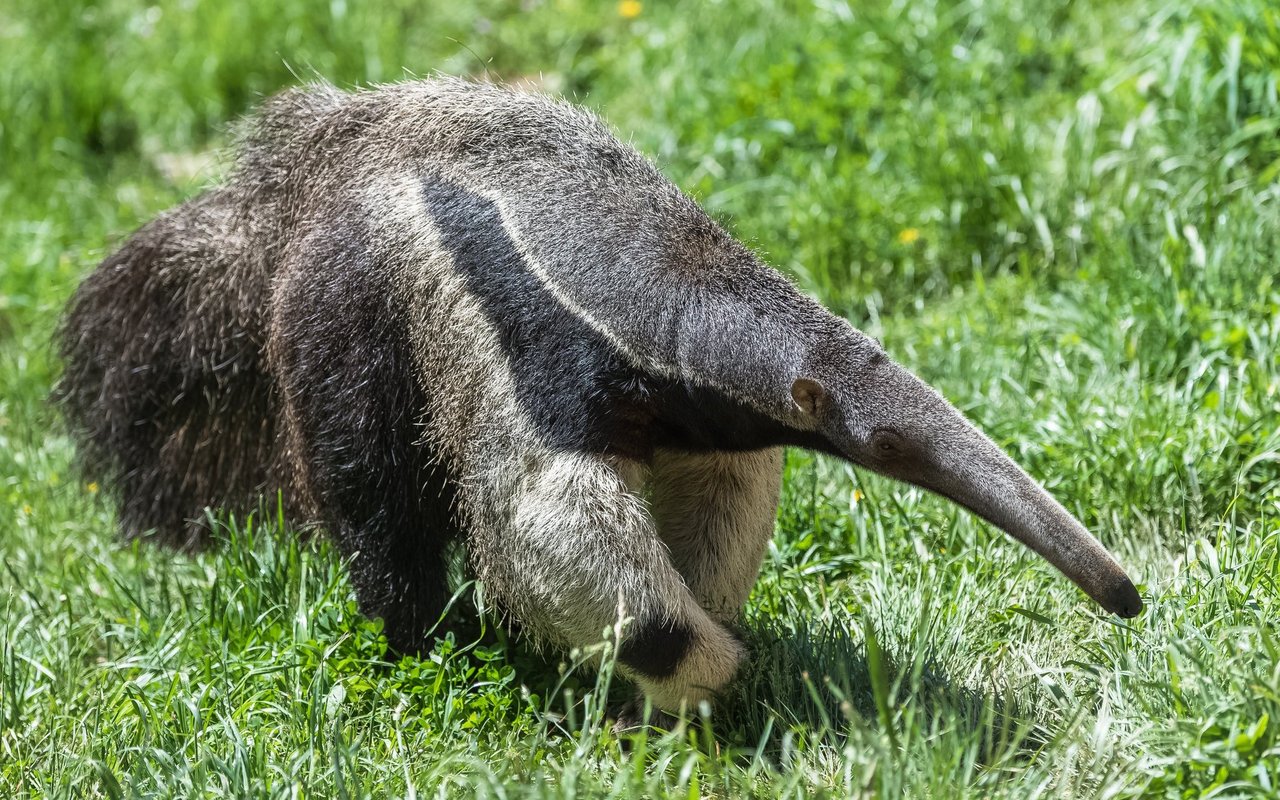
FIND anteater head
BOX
[789,333,1142,618]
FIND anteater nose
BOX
[1107,577,1143,618]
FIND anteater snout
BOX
[1104,576,1143,618]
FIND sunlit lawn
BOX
[2,0,1278,796]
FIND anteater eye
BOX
[870,429,903,455]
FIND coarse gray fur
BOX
[56,77,1141,715]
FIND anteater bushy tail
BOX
[55,188,283,547]
[54,86,353,546]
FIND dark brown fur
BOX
[56,188,285,548]
[56,84,468,648]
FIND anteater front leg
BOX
[468,450,745,713]
[648,448,784,623]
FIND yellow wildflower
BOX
[852,488,865,504]
[87,482,99,494]
[22,504,32,515]
[618,0,642,19]
[896,227,920,245]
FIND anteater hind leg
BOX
[271,218,459,653]
[278,404,459,657]
[469,450,745,712]
[649,448,784,623]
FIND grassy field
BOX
[2,0,1279,796]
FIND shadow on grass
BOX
[488,611,1049,769]
[188,513,1047,769]
[714,618,1050,766]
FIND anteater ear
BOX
[790,377,828,416]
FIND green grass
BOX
[2,0,1279,796]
